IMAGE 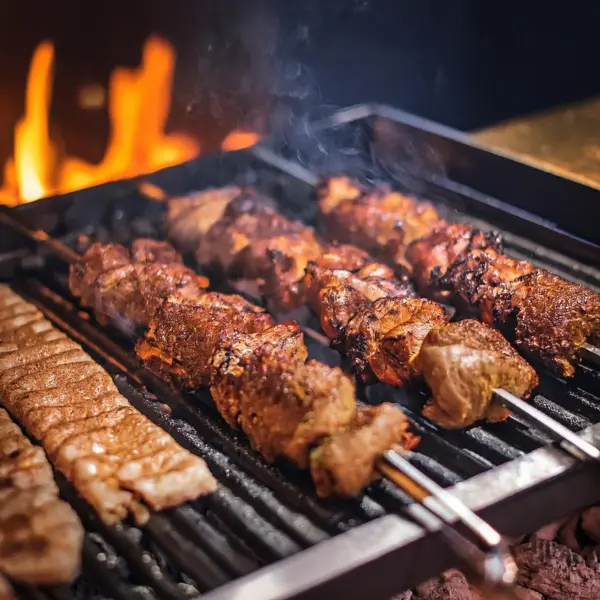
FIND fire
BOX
[221,130,261,152]
[0,36,259,206]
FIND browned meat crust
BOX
[314,242,377,272]
[405,224,502,297]
[195,192,301,273]
[317,176,444,273]
[339,297,448,386]
[69,239,209,327]
[420,320,538,428]
[219,344,356,468]
[245,230,322,312]
[304,262,416,340]
[304,259,408,312]
[0,285,217,525]
[310,403,417,497]
[0,407,83,585]
[489,270,600,377]
[210,322,308,428]
[440,249,600,376]
[439,248,534,310]
[166,186,243,252]
[136,292,273,389]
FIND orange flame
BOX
[0,36,203,205]
[221,130,261,152]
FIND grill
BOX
[2,104,600,600]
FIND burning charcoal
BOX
[557,514,583,551]
[416,569,474,599]
[515,537,600,600]
[513,586,543,600]
[582,506,600,544]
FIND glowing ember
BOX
[221,130,261,152]
[0,36,203,205]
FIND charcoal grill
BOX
[2,104,600,600]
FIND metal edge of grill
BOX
[2,105,600,600]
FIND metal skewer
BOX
[493,388,600,462]
[377,450,519,597]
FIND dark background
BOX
[1,0,599,164]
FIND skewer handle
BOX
[381,450,502,550]
[378,450,518,589]
[493,388,600,462]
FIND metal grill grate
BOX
[3,106,600,600]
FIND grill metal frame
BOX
[2,104,600,600]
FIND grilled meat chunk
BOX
[440,249,600,376]
[488,270,600,377]
[136,292,273,389]
[317,175,364,215]
[195,192,301,273]
[339,297,448,386]
[166,186,243,252]
[222,344,356,468]
[0,286,217,525]
[405,224,503,297]
[305,262,416,339]
[420,320,538,428]
[238,229,322,312]
[210,322,308,428]
[439,248,534,311]
[130,238,183,264]
[69,240,209,327]
[310,404,417,497]
[0,407,83,585]
[318,176,444,273]
[304,258,403,310]
[315,242,377,272]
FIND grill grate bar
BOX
[170,506,261,578]
[144,515,231,592]
[530,395,591,431]
[206,486,302,563]
[80,537,156,600]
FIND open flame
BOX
[0,36,259,206]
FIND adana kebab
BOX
[70,239,417,498]
[0,406,83,585]
[0,284,217,528]
[163,187,539,430]
[316,176,600,379]
[161,184,600,460]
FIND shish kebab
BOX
[58,232,523,586]
[158,184,599,461]
[316,176,600,379]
